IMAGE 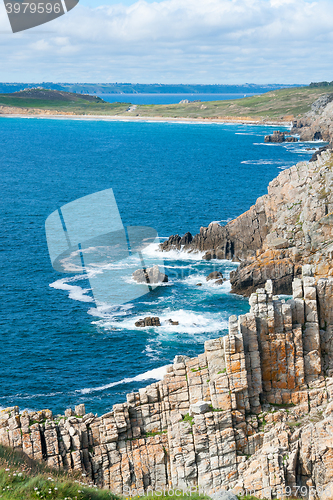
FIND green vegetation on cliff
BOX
[0,89,129,115]
[0,445,301,500]
[1,85,333,120]
[132,85,333,120]
[0,445,117,500]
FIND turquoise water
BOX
[0,117,322,415]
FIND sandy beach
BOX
[0,107,292,127]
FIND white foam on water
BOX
[235,132,262,136]
[95,306,228,336]
[50,278,94,303]
[142,242,204,261]
[78,365,170,395]
[88,302,134,319]
[241,159,286,165]
[183,272,232,291]
[143,345,162,361]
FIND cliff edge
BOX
[1,269,333,499]
[161,149,333,296]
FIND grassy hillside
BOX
[133,85,333,120]
[0,445,117,500]
[0,89,129,115]
[1,85,333,120]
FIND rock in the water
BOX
[196,283,203,286]
[189,401,211,415]
[206,271,224,281]
[167,319,179,325]
[135,317,161,327]
[210,490,238,500]
[132,265,168,284]
[264,130,285,143]
[285,136,298,142]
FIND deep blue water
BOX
[96,93,260,105]
[0,117,323,416]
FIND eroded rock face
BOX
[132,265,168,284]
[161,150,333,296]
[1,274,333,498]
[291,93,333,145]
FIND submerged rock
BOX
[167,319,179,326]
[132,265,168,284]
[206,271,224,281]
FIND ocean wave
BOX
[94,306,229,336]
[50,278,94,303]
[183,274,232,291]
[235,132,262,136]
[142,242,204,261]
[77,365,169,395]
[253,142,282,146]
[87,302,134,319]
[241,159,286,165]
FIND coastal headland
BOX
[1,149,333,499]
[1,85,333,126]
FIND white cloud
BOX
[0,0,333,83]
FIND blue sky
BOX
[0,0,333,84]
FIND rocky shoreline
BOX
[160,148,333,298]
[2,97,333,498]
[1,269,333,498]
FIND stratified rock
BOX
[132,265,168,284]
[264,130,285,143]
[206,271,224,281]
[189,401,211,415]
[1,274,333,496]
[75,404,85,416]
[135,317,161,327]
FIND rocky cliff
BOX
[1,268,333,499]
[291,93,333,145]
[161,150,333,296]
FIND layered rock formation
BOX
[291,93,333,145]
[161,150,333,296]
[1,270,333,499]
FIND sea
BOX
[0,110,325,416]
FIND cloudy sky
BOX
[1,0,333,84]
